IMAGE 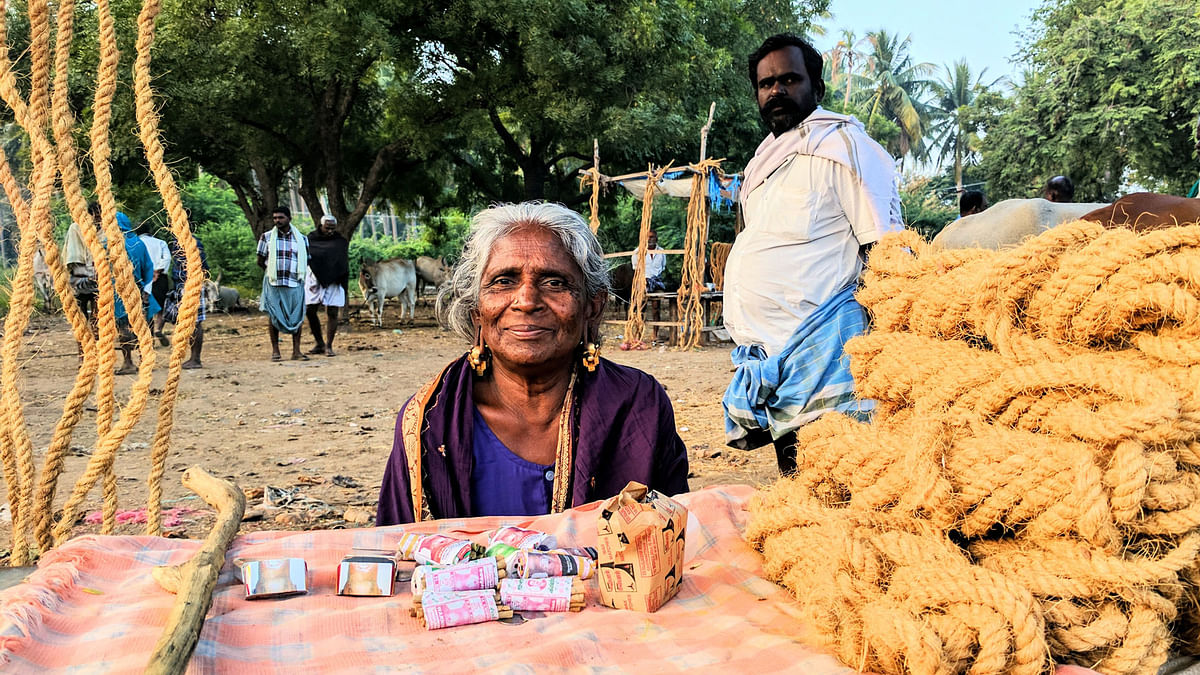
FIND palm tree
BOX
[928,60,1005,190]
[830,30,867,106]
[858,30,935,166]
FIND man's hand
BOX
[257,254,268,270]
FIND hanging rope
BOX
[623,164,670,349]
[0,0,204,557]
[134,0,206,536]
[709,242,732,290]
[677,158,722,350]
[578,168,602,235]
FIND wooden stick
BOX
[146,466,246,675]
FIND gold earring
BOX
[582,342,600,373]
[468,328,489,376]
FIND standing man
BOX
[722,34,903,475]
[64,202,101,323]
[633,229,667,292]
[304,214,349,356]
[139,224,172,344]
[256,206,308,361]
[162,218,209,369]
[114,212,159,375]
[1043,176,1074,202]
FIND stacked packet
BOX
[489,526,592,613]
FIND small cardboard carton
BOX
[336,555,397,596]
[596,481,687,612]
[241,558,309,599]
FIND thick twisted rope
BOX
[53,0,160,544]
[750,222,1200,675]
[676,158,722,351]
[133,0,205,536]
[579,167,602,235]
[623,164,669,348]
[0,0,59,565]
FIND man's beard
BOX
[759,97,815,136]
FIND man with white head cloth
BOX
[304,213,349,356]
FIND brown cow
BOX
[1081,192,1200,231]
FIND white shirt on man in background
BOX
[633,245,666,280]
[723,152,901,356]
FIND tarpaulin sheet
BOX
[0,485,1100,673]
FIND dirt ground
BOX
[0,300,778,557]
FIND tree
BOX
[154,0,431,238]
[857,30,935,166]
[412,0,833,206]
[978,0,1200,201]
[927,60,1004,190]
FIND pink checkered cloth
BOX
[0,486,1100,673]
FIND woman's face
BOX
[475,224,602,374]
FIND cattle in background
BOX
[933,198,1108,250]
[205,273,240,312]
[359,257,417,327]
[609,262,634,309]
[1081,193,1200,231]
[33,246,56,312]
[414,255,451,297]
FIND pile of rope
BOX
[0,0,202,565]
[748,221,1200,675]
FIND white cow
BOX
[932,198,1109,250]
[359,258,417,327]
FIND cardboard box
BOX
[241,558,308,599]
[596,481,687,612]
[337,555,397,596]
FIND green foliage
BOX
[195,219,262,292]
[421,210,471,263]
[899,178,956,240]
[978,0,1200,200]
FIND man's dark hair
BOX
[272,205,291,218]
[86,201,102,217]
[747,34,823,90]
[1044,175,1074,202]
[959,190,986,217]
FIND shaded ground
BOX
[0,300,777,556]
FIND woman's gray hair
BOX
[439,201,610,342]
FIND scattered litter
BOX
[332,475,360,489]
[678,426,690,432]
[83,506,200,528]
[392,329,404,335]
[296,475,325,486]
[276,457,307,466]
[306,377,327,384]
[343,507,373,524]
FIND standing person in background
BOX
[114,212,159,375]
[162,219,209,369]
[304,214,349,357]
[722,34,903,475]
[139,225,172,345]
[632,229,667,292]
[63,202,102,324]
[1043,176,1074,203]
[256,206,308,362]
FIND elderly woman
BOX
[376,202,689,525]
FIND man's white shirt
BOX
[724,153,896,356]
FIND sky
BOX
[813,0,1045,84]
